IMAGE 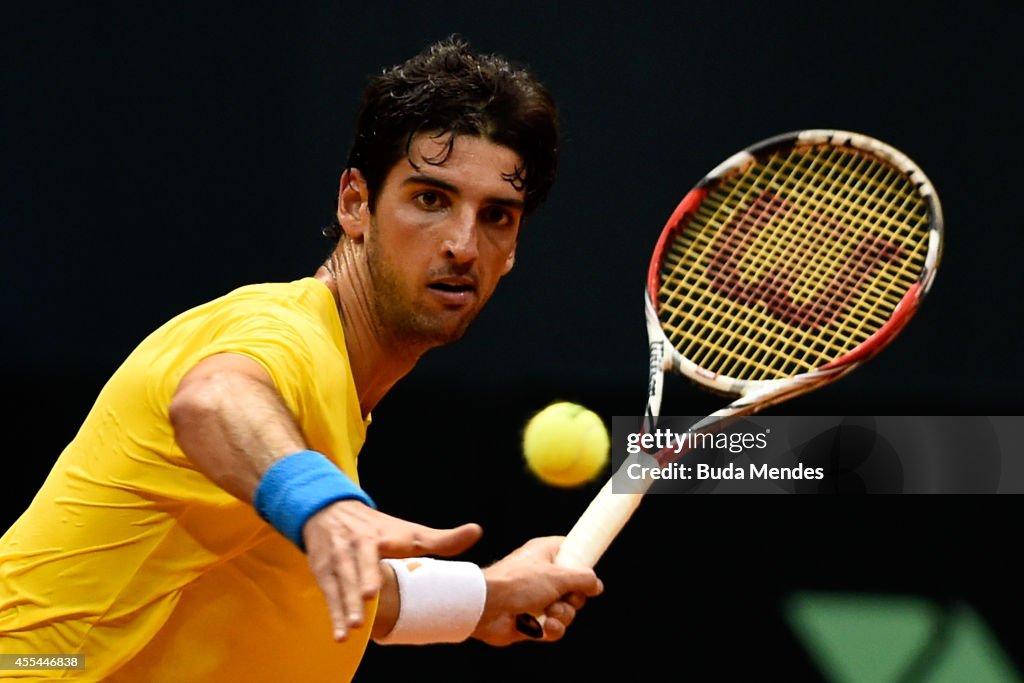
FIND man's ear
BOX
[337,168,371,241]
[502,244,516,275]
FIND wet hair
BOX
[324,35,558,241]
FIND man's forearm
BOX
[169,352,307,502]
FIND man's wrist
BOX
[374,558,486,645]
[253,450,375,550]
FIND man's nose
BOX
[442,209,480,263]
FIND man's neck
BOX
[315,243,424,418]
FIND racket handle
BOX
[514,476,647,637]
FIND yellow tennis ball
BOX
[522,402,610,488]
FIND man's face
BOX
[365,133,525,348]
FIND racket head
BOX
[646,129,943,403]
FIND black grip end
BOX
[515,613,544,639]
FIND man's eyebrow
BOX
[402,174,459,194]
[402,174,525,209]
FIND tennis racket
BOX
[515,129,943,637]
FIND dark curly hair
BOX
[324,35,558,241]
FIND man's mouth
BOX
[428,282,474,293]
[427,277,477,305]
[428,275,476,292]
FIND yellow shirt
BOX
[0,278,374,681]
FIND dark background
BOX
[3,3,1021,680]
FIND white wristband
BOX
[375,558,487,645]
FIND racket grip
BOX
[514,477,647,638]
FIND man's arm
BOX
[169,352,482,641]
[170,353,305,499]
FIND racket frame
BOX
[514,129,944,637]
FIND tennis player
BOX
[0,36,602,681]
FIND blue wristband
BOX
[253,450,376,551]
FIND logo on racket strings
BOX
[706,192,905,330]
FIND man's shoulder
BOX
[157,278,328,335]
[220,277,324,303]
[204,277,344,352]
[203,278,332,317]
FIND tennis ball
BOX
[522,402,610,488]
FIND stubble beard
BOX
[365,230,479,351]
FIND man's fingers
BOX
[580,577,602,599]
[356,538,382,600]
[310,558,351,641]
[305,504,485,645]
[323,503,481,558]
[564,591,595,611]
[545,600,577,624]
[378,521,483,558]
[541,614,567,641]
[336,544,366,629]
[426,522,483,556]
[327,587,349,641]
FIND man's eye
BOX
[415,192,443,209]
[483,207,512,225]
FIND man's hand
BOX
[473,536,603,646]
[303,500,482,641]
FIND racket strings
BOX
[736,150,911,369]
[666,148,847,376]
[658,144,930,381]
[694,151,846,376]
[711,149,860,375]
[668,148,926,377]
[671,152,921,378]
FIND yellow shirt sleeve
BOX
[0,278,373,682]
